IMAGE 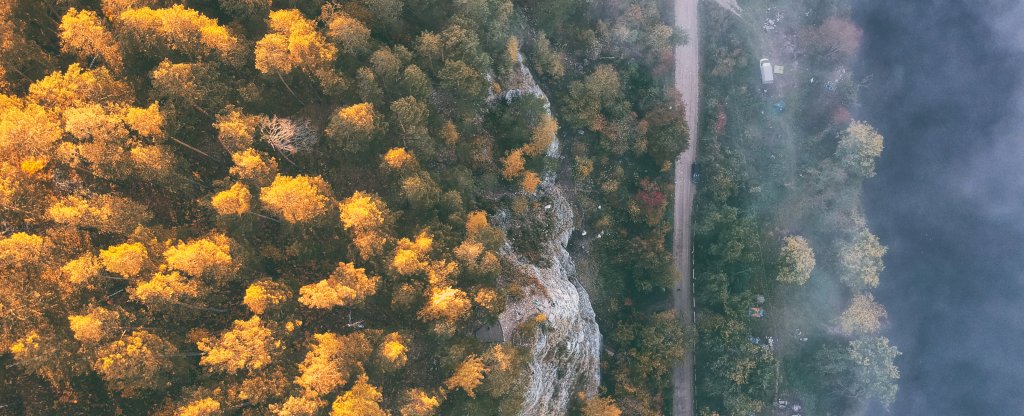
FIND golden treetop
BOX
[198,315,278,374]
[330,373,387,416]
[130,270,198,304]
[211,182,252,216]
[382,147,415,170]
[177,398,221,416]
[380,332,408,368]
[214,110,260,152]
[298,261,380,309]
[244,279,292,315]
[260,174,333,223]
[339,191,388,232]
[163,233,235,277]
[59,8,123,71]
[68,306,120,344]
[255,9,337,75]
[230,148,279,187]
[0,232,51,268]
[296,332,372,396]
[117,5,241,63]
[399,389,440,416]
[445,354,486,398]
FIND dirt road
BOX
[670,0,700,414]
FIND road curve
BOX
[670,0,699,414]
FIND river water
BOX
[855,0,1024,413]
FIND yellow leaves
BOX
[244,280,291,315]
[392,232,433,276]
[28,64,130,110]
[68,306,119,344]
[330,373,386,416]
[0,232,51,268]
[59,8,123,71]
[445,355,486,398]
[380,332,408,368]
[9,331,40,356]
[61,253,103,285]
[198,316,278,374]
[63,103,128,142]
[382,147,414,170]
[521,171,541,194]
[838,293,888,336]
[337,103,375,132]
[298,262,380,309]
[339,191,388,232]
[131,271,198,304]
[93,330,177,394]
[473,287,501,313]
[417,286,471,334]
[0,97,62,163]
[212,183,252,216]
[19,157,47,175]
[399,389,440,416]
[296,332,372,396]
[525,114,558,156]
[581,396,623,416]
[260,174,332,223]
[326,12,370,55]
[271,396,324,416]
[214,110,260,152]
[501,148,525,180]
[163,233,234,277]
[117,5,242,63]
[48,194,152,235]
[177,398,221,416]
[230,148,279,187]
[122,102,164,139]
[255,9,336,75]
[100,242,149,277]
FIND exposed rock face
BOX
[499,185,601,416]
[496,53,602,416]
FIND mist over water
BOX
[855,0,1024,413]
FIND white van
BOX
[760,59,774,84]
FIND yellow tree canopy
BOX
[61,253,103,286]
[399,389,440,416]
[339,191,389,233]
[163,233,235,277]
[244,279,292,315]
[445,354,486,398]
[777,235,816,285]
[326,10,370,55]
[230,148,279,187]
[117,5,242,64]
[521,171,541,193]
[298,262,380,309]
[525,114,557,156]
[59,8,123,71]
[271,396,324,416]
[392,232,432,276]
[260,174,333,223]
[330,373,387,416]
[501,148,525,180]
[255,9,337,75]
[0,96,62,165]
[68,306,121,344]
[838,293,888,336]
[211,182,252,216]
[130,271,198,304]
[296,332,371,396]
[336,103,376,133]
[214,109,260,152]
[382,147,416,171]
[198,315,279,374]
[177,398,221,416]
[417,286,471,334]
[581,396,623,416]
[93,330,177,395]
[48,194,152,235]
[379,332,408,369]
[122,102,165,139]
[0,232,51,268]
[28,64,132,111]
[99,241,150,278]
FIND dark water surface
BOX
[855,0,1024,413]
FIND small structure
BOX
[749,307,765,318]
[759,59,775,84]
[474,322,505,343]
[774,65,785,75]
